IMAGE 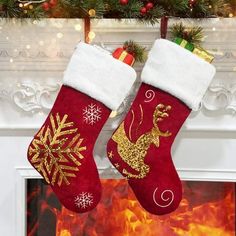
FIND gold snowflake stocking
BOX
[28,86,112,213]
[27,42,136,213]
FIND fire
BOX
[27,180,235,236]
[59,230,71,236]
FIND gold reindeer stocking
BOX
[107,39,215,215]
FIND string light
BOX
[57,32,63,39]
[39,40,44,46]
[88,31,96,40]
[74,24,82,31]
[87,31,96,43]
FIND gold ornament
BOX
[88,9,96,17]
[28,113,87,186]
[109,110,118,118]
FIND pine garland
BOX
[0,0,235,21]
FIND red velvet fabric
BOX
[28,85,110,213]
[107,83,191,215]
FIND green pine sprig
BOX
[123,40,147,63]
[157,0,189,16]
[0,0,22,18]
[139,4,165,25]
[170,22,204,45]
[207,0,232,17]
[188,0,210,18]
[104,0,142,18]
[80,0,105,18]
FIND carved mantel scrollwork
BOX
[202,83,236,114]
[0,81,60,112]
[0,81,236,116]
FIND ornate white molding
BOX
[0,49,70,59]
[0,81,60,112]
[203,83,236,114]
[214,52,236,60]
[1,81,236,117]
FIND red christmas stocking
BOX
[107,39,215,215]
[27,43,136,213]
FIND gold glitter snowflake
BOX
[28,113,86,186]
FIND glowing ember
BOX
[27,180,235,236]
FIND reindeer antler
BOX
[153,104,171,128]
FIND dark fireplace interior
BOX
[27,179,235,236]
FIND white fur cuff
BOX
[63,42,136,110]
[141,39,216,110]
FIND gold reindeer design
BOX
[112,104,172,179]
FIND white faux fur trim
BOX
[141,39,216,110]
[63,42,136,110]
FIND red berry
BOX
[183,30,189,38]
[146,2,154,10]
[49,0,57,7]
[189,0,197,6]
[120,0,128,5]
[42,2,50,11]
[140,7,147,15]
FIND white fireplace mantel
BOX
[0,18,236,236]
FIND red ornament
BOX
[49,0,57,7]
[183,30,189,39]
[146,2,154,10]
[42,2,50,11]
[140,7,147,15]
[120,0,128,5]
[189,0,197,6]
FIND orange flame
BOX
[54,180,235,236]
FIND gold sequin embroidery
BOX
[108,151,114,159]
[112,104,172,179]
[28,113,86,186]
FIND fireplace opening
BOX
[27,179,235,236]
